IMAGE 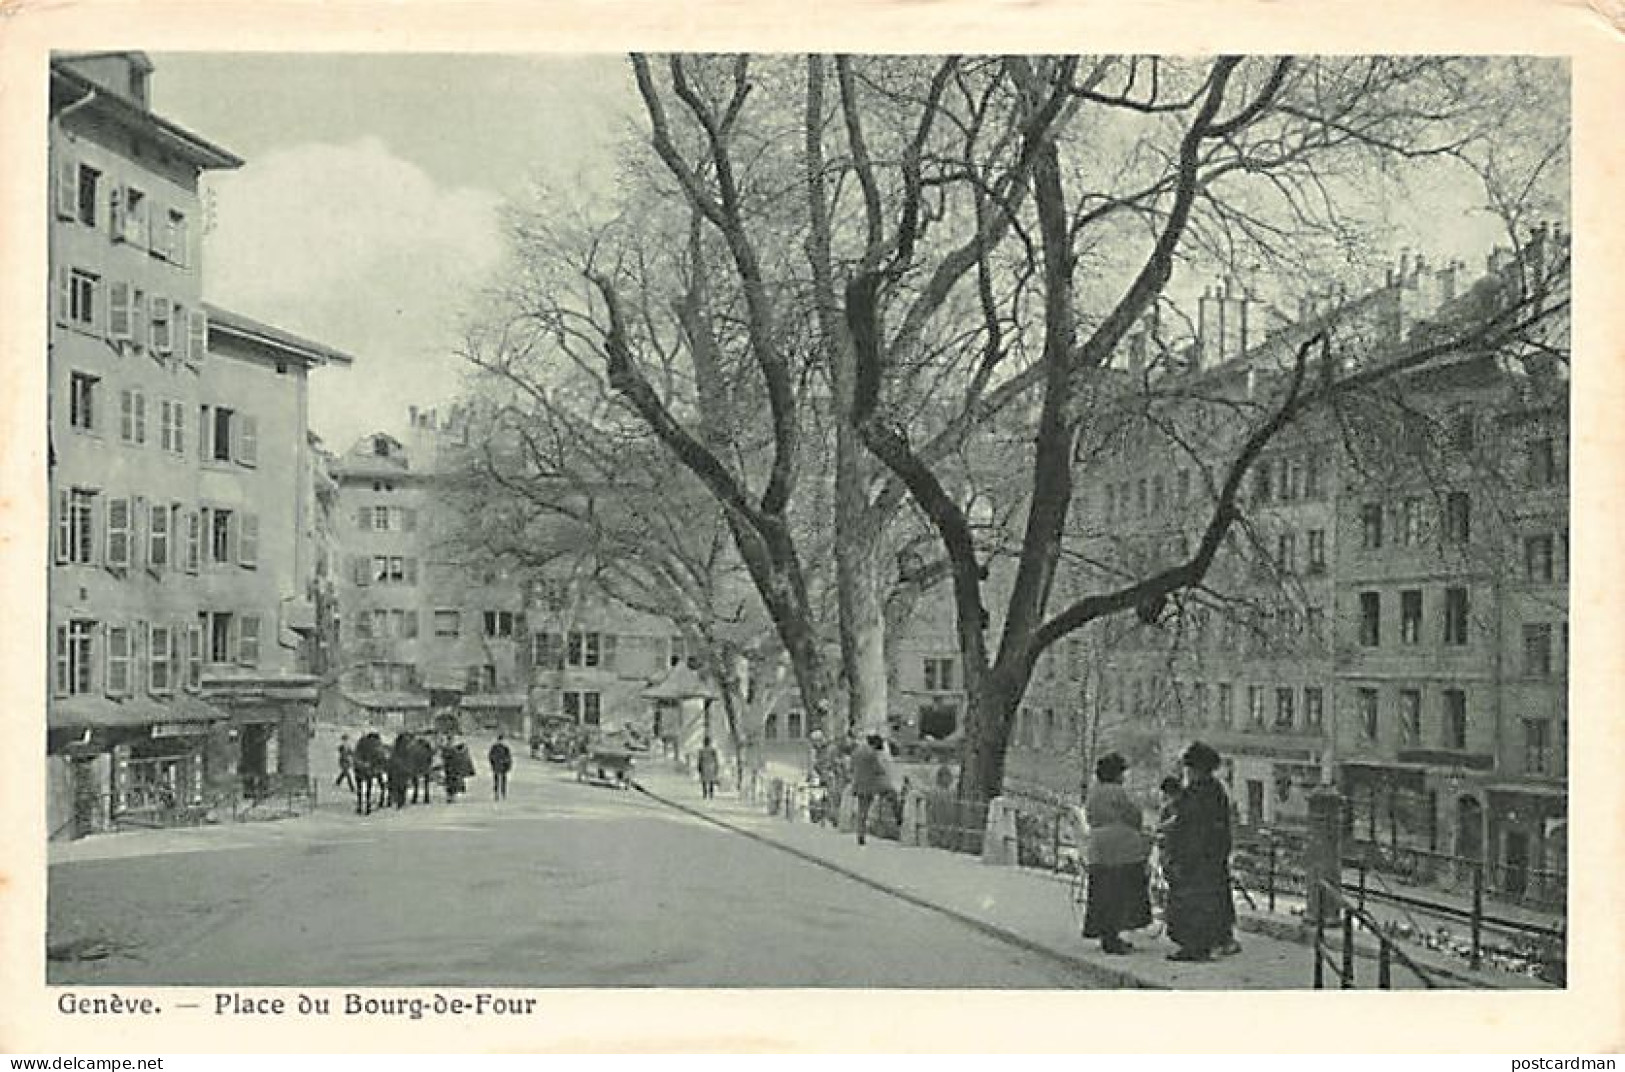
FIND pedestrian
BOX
[849,733,895,846]
[1081,752,1153,955]
[488,734,513,801]
[335,734,355,791]
[697,736,720,800]
[1163,741,1242,962]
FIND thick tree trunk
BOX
[959,667,1023,800]
[835,483,889,735]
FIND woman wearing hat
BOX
[1082,752,1153,955]
[1163,741,1239,962]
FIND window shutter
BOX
[174,401,185,454]
[404,611,419,639]
[239,513,259,568]
[54,625,69,697]
[109,281,132,340]
[148,503,167,570]
[158,400,171,452]
[55,490,70,564]
[91,277,106,337]
[109,186,125,242]
[404,557,418,584]
[106,497,130,568]
[55,156,77,219]
[133,391,146,445]
[120,390,134,442]
[188,309,208,363]
[238,615,260,667]
[237,415,258,468]
[104,626,124,697]
[352,555,370,587]
[55,266,72,326]
[198,405,213,460]
[130,290,146,349]
[602,634,618,671]
[186,510,201,573]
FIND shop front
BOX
[202,676,319,796]
[459,694,526,737]
[1486,783,1567,908]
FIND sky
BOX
[148,54,1557,452]
[151,53,637,451]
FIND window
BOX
[151,298,173,353]
[184,511,201,573]
[163,209,189,267]
[1443,492,1471,545]
[1216,684,1233,728]
[1523,719,1550,774]
[1360,504,1384,550]
[1253,464,1273,504]
[1192,682,1208,726]
[667,635,691,668]
[1305,454,1323,498]
[484,611,516,639]
[1304,687,1324,733]
[563,690,601,726]
[1400,590,1422,645]
[76,164,100,226]
[119,185,149,246]
[105,498,130,569]
[1523,623,1553,677]
[1274,687,1295,730]
[105,625,131,696]
[117,389,147,445]
[209,509,235,564]
[433,610,460,638]
[1359,592,1381,647]
[566,630,611,668]
[1276,532,1296,573]
[150,625,174,692]
[1248,686,1265,727]
[148,503,169,569]
[238,615,260,667]
[1306,606,1325,647]
[69,372,98,431]
[1443,587,1469,646]
[55,620,95,696]
[374,556,412,584]
[1399,689,1421,745]
[1527,437,1556,487]
[211,407,235,462]
[1525,535,1554,583]
[1359,688,1379,741]
[159,399,186,454]
[356,612,373,639]
[763,713,779,740]
[58,489,96,565]
[67,269,100,330]
[1443,690,1467,749]
[924,656,956,692]
[208,612,235,664]
[1400,498,1422,546]
[1306,529,1326,573]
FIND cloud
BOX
[200,136,504,450]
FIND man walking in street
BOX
[335,734,355,791]
[697,736,720,800]
[850,733,895,846]
[488,734,513,801]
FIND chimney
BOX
[409,405,419,428]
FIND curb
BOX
[631,779,1166,991]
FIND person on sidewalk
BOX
[849,733,895,846]
[335,735,355,791]
[1163,741,1241,962]
[488,735,513,801]
[1082,752,1153,955]
[697,737,720,800]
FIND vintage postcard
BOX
[1,0,1621,1055]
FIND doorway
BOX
[1503,829,1530,899]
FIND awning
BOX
[48,692,223,731]
[341,691,430,710]
[1340,760,1427,793]
[460,694,526,710]
[420,666,468,692]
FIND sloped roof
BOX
[643,663,720,702]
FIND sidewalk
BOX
[633,765,1553,991]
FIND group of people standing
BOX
[334,731,515,804]
[1082,740,1241,962]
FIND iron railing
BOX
[1311,878,1439,990]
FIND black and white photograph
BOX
[5,3,1623,1054]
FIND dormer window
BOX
[372,436,390,457]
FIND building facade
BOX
[46,53,351,838]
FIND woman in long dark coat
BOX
[1082,752,1153,955]
[1163,741,1237,962]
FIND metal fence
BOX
[89,776,320,835]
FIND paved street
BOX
[48,735,1102,988]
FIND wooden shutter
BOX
[108,281,132,340]
[130,289,146,349]
[54,490,69,564]
[120,390,134,442]
[55,266,72,326]
[186,510,201,573]
[198,405,213,460]
[55,156,77,219]
[54,625,69,697]
[105,626,129,697]
[238,615,260,667]
[239,513,259,568]
[237,415,258,467]
[106,497,130,568]
[133,391,146,445]
[352,555,370,587]
[91,276,106,337]
[188,309,208,363]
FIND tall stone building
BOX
[46,52,352,838]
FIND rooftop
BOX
[206,304,355,368]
